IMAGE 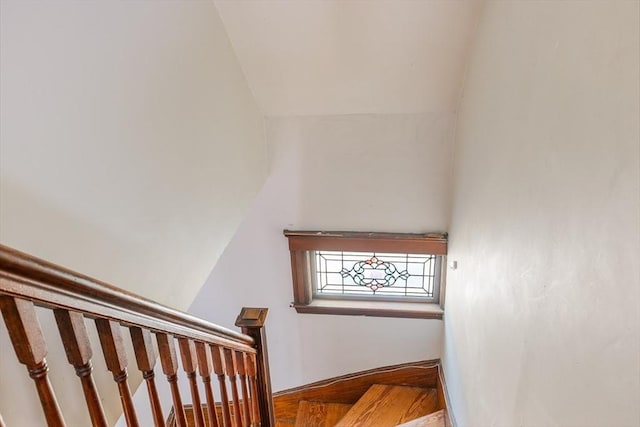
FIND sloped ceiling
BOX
[214,0,482,116]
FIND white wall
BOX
[214,0,481,116]
[188,114,453,391]
[443,1,640,426]
[0,1,266,425]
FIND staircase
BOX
[173,360,451,427]
[294,401,352,426]
[289,384,442,427]
[0,245,452,427]
[272,360,450,427]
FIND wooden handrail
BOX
[0,244,272,427]
[0,244,254,351]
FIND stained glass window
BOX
[314,251,439,300]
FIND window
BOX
[315,251,441,300]
[284,230,447,319]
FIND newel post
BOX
[235,307,275,427]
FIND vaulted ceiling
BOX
[214,0,483,116]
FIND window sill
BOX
[291,299,443,319]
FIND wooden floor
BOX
[172,383,444,427]
[335,385,438,427]
[295,401,353,427]
[273,360,440,422]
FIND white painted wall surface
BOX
[443,1,640,426]
[189,114,452,392]
[214,0,482,116]
[0,1,266,425]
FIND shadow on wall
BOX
[0,178,144,426]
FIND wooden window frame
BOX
[283,230,447,319]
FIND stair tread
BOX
[335,384,438,427]
[396,409,446,427]
[295,401,353,427]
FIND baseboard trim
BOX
[438,364,457,427]
[275,358,440,396]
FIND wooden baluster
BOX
[195,342,220,427]
[236,351,252,427]
[211,345,232,427]
[0,296,66,427]
[129,327,165,427]
[236,308,274,427]
[156,333,187,427]
[53,309,107,427]
[246,354,261,426]
[94,319,139,427]
[178,338,205,427]
[224,348,243,427]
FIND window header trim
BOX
[283,230,447,255]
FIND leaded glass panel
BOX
[314,251,439,300]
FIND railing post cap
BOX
[235,307,269,328]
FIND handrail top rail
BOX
[0,244,254,347]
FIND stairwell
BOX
[1,244,451,427]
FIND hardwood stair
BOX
[170,360,451,426]
[335,385,438,427]
[396,409,446,427]
[173,383,445,427]
[294,401,353,426]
